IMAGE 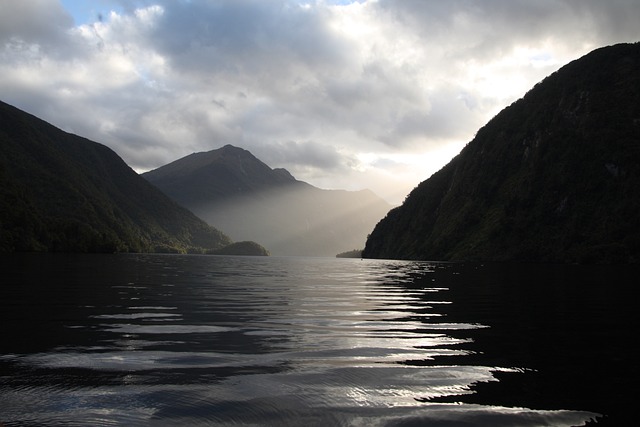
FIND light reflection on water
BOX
[0,254,620,426]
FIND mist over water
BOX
[1,254,636,426]
[190,185,391,256]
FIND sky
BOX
[1,1,639,204]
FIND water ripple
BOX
[0,255,603,426]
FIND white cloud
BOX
[1,0,640,204]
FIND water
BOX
[0,254,637,426]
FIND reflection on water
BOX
[0,254,636,426]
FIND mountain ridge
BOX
[363,42,640,264]
[0,99,242,254]
[144,145,392,256]
[143,144,309,205]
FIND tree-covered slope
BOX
[0,100,232,253]
[363,42,640,264]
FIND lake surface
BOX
[0,254,638,426]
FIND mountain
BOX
[143,144,309,204]
[363,42,640,264]
[0,100,234,253]
[143,145,392,256]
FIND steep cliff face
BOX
[363,43,640,263]
[0,100,232,253]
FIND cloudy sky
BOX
[2,0,639,204]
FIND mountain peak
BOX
[143,144,392,256]
[143,144,300,205]
[219,143,248,153]
[216,144,255,161]
[273,167,296,181]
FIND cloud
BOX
[380,0,640,57]
[1,0,639,204]
[151,1,346,72]
[0,0,73,45]
[258,139,348,172]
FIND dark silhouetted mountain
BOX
[211,241,270,256]
[0,100,233,253]
[336,249,363,258]
[142,145,305,204]
[143,145,392,256]
[363,42,640,264]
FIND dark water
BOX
[0,254,637,426]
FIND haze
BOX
[2,0,639,204]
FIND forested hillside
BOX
[363,43,640,264]
[0,100,232,253]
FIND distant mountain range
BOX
[363,42,640,264]
[0,100,262,254]
[143,145,392,256]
